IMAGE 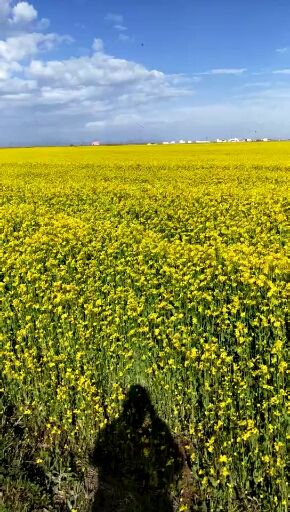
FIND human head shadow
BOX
[91,385,185,512]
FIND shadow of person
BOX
[91,385,184,512]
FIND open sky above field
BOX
[1,0,290,146]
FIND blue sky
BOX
[1,0,290,145]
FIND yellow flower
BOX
[1,143,288,510]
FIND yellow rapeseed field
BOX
[1,142,289,511]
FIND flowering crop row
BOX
[1,144,289,511]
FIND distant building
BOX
[245,138,252,142]
[196,140,210,143]
[228,138,240,142]
[91,140,100,146]
[262,138,269,142]
[187,140,192,144]
[162,141,169,144]
[170,141,176,144]
[179,139,186,144]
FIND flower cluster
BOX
[1,144,288,510]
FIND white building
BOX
[228,138,240,142]
[179,139,186,144]
[196,140,210,143]
[91,140,100,146]
[170,141,176,144]
[262,138,269,142]
[187,140,192,144]
[162,141,169,144]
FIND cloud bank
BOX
[0,1,193,145]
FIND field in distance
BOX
[1,143,289,511]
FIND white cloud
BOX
[276,47,288,54]
[0,0,50,36]
[233,85,290,105]
[114,24,127,31]
[0,62,21,80]
[0,0,70,88]
[11,1,37,24]
[201,68,247,76]
[0,34,193,145]
[82,94,290,143]
[118,33,131,42]
[239,81,271,88]
[0,32,70,62]
[27,42,171,90]
[92,38,103,53]
[273,69,290,74]
[104,12,124,24]
[2,39,179,94]
[2,79,290,145]
[87,113,142,129]
[105,11,129,35]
